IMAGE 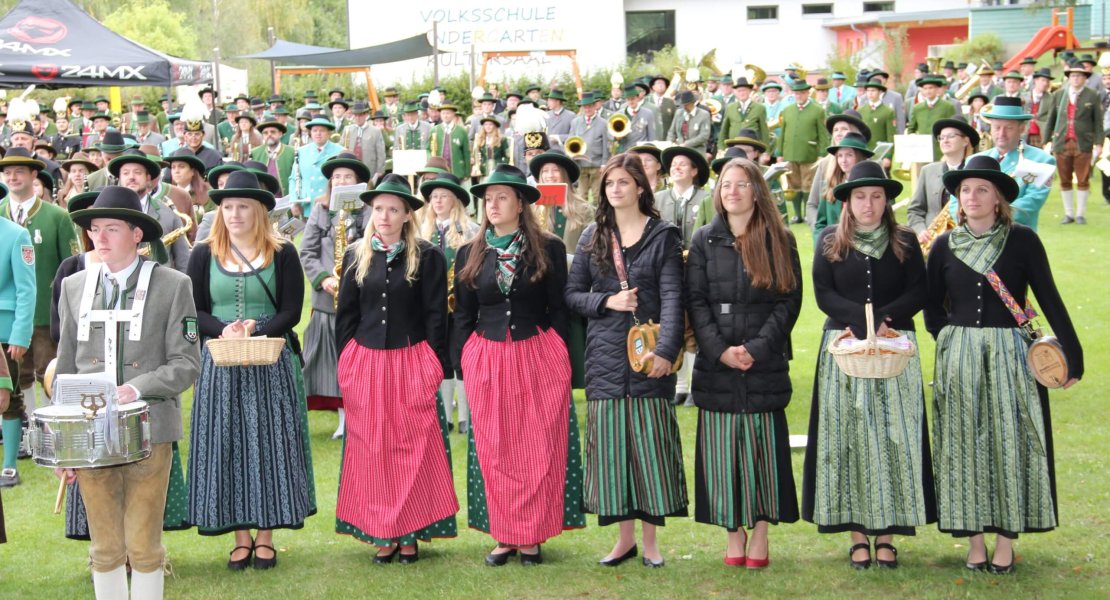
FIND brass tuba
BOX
[954,60,986,102]
[743,64,767,87]
[699,49,723,77]
[564,136,586,158]
[607,113,631,139]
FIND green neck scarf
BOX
[852,225,889,260]
[370,233,405,264]
[485,228,524,295]
[948,221,1009,275]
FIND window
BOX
[863,1,895,11]
[802,4,834,15]
[625,11,675,58]
[747,5,779,21]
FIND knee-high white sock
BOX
[438,378,456,423]
[1077,190,1089,217]
[130,568,164,600]
[91,565,128,600]
[331,407,345,439]
[1061,189,1074,217]
[20,386,36,413]
[455,381,469,424]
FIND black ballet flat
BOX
[641,557,665,568]
[252,544,277,570]
[485,547,517,567]
[988,560,1015,574]
[227,543,253,571]
[849,542,871,570]
[398,543,419,565]
[599,545,638,567]
[373,544,401,564]
[965,560,988,572]
[874,543,898,569]
[520,546,543,566]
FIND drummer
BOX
[54,186,202,600]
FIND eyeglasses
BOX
[937,134,965,141]
[721,181,754,189]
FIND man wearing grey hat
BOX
[341,102,386,183]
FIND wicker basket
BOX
[206,337,286,367]
[826,303,915,379]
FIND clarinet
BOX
[292,135,303,206]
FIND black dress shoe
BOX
[485,547,516,567]
[988,556,1015,574]
[227,543,254,571]
[520,546,543,566]
[252,544,277,570]
[398,543,419,565]
[874,543,898,569]
[965,560,988,572]
[373,544,401,564]
[599,545,638,567]
[673,393,688,406]
[849,542,871,570]
[642,556,665,568]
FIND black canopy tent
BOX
[0,0,213,88]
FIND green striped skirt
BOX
[695,409,798,529]
[932,325,1056,537]
[802,330,935,535]
[583,397,688,525]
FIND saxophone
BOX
[919,209,955,255]
[332,201,359,309]
[470,138,483,178]
[291,135,303,204]
[446,263,456,312]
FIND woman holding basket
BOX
[802,160,934,569]
[925,155,1082,573]
[185,170,314,570]
[686,158,802,569]
[565,153,688,568]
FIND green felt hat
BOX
[471,164,541,204]
[832,161,901,202]
[419,172,471,207]
[544,89,567,102]
[723,128,767,153]
[360,173,423,210]
[163,148,207,174]
[208,170,276,210]
[760,81,783,92]
[257,120,287,134]
[66,190,98,213]
[528,149,580,184]
[629,144,662,164]
[790,81,812,92]
[321,152,371,183]
[0,147,45,172]
[1001,71,1024,81]
[401,101,421,113]
[826,132,874,158]
[915,75,947,87]
[206,162,243,188]
[108,150,162,180]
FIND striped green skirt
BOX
[583,397,688,525]
[932,325,1057,537]
[695,409,798,529]
[802,330,935,535]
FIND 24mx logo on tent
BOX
[7,16,68,45]
[29,64,148,81]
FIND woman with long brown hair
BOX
[166,148,213,231]
[805,111,871,230]
[453,164,585,566]
[473,117,509,179]
[566,152,687,568]
[687,157,802,569]
[185,170,313,571]
[58,153,98,207]
[811,132,873,239]
[802,160,934,569]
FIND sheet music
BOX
[1012,159,1055,187]
[330,183,368,211]
[763,162,789,181]
[55,372,121,454]
[871,142,894,162]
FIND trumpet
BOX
[607,113,631,139]
[701,98,723,115]
[564,136,586,158]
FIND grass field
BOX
[1,186,1107,599]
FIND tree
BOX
[102,0,197,58]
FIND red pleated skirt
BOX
[336,340,459,539]
[462,327,572,546]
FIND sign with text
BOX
[536,183,567,206]
[893,134,934,164]
[392,150,427,176]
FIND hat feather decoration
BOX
[428,89,443,109]
[180,97,208,132]
[514,103,547,134]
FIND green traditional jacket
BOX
[250,144,296,196]
[906,99,957,159]
[0,198,79,327]
[718,100,770,148]
[857,102,896,147]
[428,122,471,180]
[778,100,829,163]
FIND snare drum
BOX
[26,401,151,468]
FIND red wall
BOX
[835,23,968,87]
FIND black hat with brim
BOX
[470,164,542,204]
[70,186,163,242]
[257,120,287,134]
[825,110,872,143]
[239,161,282,196]
[419,172,471,207]
[208,170,276,210]
[711,146,751,176]
[661,146,710,188]
[360,173,423,210]
[832,161,902,202]
[932,116,980,148]
[164,148,207,174]
[321,153,371,183]
[629,144,662,164]
[528,150,580,184]
[941,154,1018,203]
[236,113,258,126]
[206,162,243,188]
[108,151,162,180]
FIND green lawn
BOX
[2,186,1108,599]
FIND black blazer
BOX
[812,226,925,339]
[334,239,449,378]
[186,241,304,340]
[925,224,1083,380]
[452,233,568,369]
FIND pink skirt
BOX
[336,340,459,539]
[462,327,572,546]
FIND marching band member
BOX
[419,172,479,434]
[778,81,830,224]
[468,93,504,141]
[813,78,843,116]
[395,101,432,153]
[906,76,957,161]
[473,117,510,179]
[529,149,592,250]
[229,113,262,163]
[630,145,665,193]
[109,151,192,271]
[806,111,872,229]
[830,72,857,107]
[717,77,770,151]
[667,91,711,156]
[972,97,1055,230]
[186,171,313,570]
[566,153,687,568]
[925,155,1082,573]
[300,153,371,432]
[568,93,611,203]
[334,173,459,563]
[545,90,577,151]
[804,161,934,570]
[342,102,387,184]
[289,117,345,216]
[688,157,802,570]
[251,120,296,196]
[58,153,98,206]
[1043,63,1104,225]
[857,79,896,164]
[430,103,471,181]
[617,83,658,153]
[695,130,771,228]
[646,74,677,134]
[453,164,585,566]
[165,148,213,239]
[0,178,34,503]
[811,133,873,238]
[867,70,907,134]
[907,116,978,239]
[56,186,201,599]
[1025,68,1055,149]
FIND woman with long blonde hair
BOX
[528,149,593,252]
[419,172,479,433]
[687,158,802,569]
[474,117,509,180]
[185,170,314,571]
[334,173,458,563]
